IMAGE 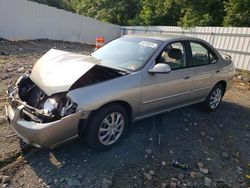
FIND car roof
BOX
[122,34,204,42]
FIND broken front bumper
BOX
[5,80,84,149]
[5,104,82,149]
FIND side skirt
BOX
[133,99,205,122]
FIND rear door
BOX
[187,41,221,102]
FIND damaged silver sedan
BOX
[5,35,235,149]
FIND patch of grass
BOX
[236,69,250,75]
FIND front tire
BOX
[85,104,128,150]
[203,84,224,111]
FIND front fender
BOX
[67,72,142,119]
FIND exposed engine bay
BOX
[6,49,128,124]
[7,73,77,123]
[7,66,126,123]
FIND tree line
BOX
[30,0,250,27]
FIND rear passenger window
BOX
[190,42,217,66]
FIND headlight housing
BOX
[60,98,77,117]
[43,98,58,114]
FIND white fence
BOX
[0,1,249,71]
[122,26,250,71]
[0,0,121,44]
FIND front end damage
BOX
[5,73,82,148]
[5,49,128,148]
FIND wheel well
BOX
[99,101,133,123]
[216,80,227,94]
[78,101,133,136]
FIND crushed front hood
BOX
[30,49,100,96]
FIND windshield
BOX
[91,37,162,71]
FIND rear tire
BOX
[84,104,128,150]
[203,84,224,111]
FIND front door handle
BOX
[216,70,220,73]
[184,76,190,79]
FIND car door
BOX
[186,41,222,102]
[140,41,193,118]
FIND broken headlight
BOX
[41,95,77,118]
[60,98,77,117]
[43,98,58,115]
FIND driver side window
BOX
[156,42,186,70]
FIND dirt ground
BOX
[0,39,249,188]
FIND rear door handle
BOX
[184,76,190,79]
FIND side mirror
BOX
[148,63,171,74]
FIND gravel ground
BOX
[0,39,250,188]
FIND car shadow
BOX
[21,101,250,187]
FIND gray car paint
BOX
[67,37,234,120]
[6,35,235,148]
[30,49,99,96]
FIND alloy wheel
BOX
[98,112,125,145]
[210,88,222,109]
